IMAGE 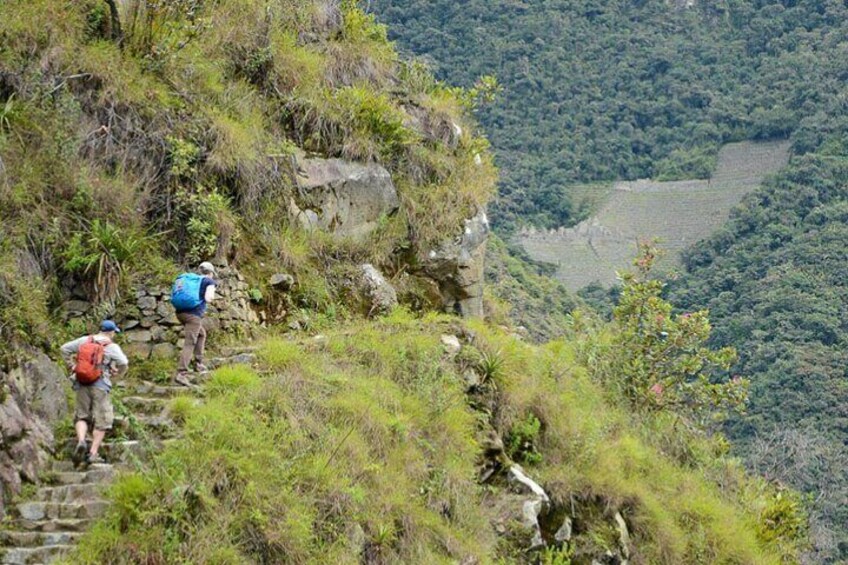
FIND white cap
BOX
[198,261,216,275]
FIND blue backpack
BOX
[171,273,203,311]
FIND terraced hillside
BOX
[517,141,790,290]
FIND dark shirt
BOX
[178,276,216,317]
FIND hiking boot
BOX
[85,452,107,465]
[195,363,209,374]
[72,441,88,465]
[174,372,194,387]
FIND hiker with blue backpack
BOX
[171,261,217,386]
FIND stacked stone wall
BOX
[117,266,258,360]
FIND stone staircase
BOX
[0,462,114,564]
[0,348,257,564]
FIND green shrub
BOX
[62,219,160,301]
[590,243,747,426]
[505,414,543,465]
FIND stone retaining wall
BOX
[117,266,258,360]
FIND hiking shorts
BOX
[75,386,114,431]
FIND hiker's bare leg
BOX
[90,429,106,456]
[75,420,88,444]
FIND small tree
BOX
[602,242,748,427]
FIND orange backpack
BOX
[74,336,110,385]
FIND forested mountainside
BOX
[372,1,848,561]
[669,132,848,562]
[372,0,848,231]
[0,1,809,563]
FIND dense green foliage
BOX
[670,146,848,562]
[372,0,848,230]
[67,308,805,563]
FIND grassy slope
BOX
[67,311,796,564]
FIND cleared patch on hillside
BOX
[516,141,790,290]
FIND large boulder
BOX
[289,157,400,239]
[7,351,69,425]
[420,208,489,318]
[0,352,66,517]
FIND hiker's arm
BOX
[60,338,83,367]
[108,345,129,377]
[204,284,216,303]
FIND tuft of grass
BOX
[167,395,198,425]
[205,365,261,397]
[257,338,304,370]
[126,356,177,385]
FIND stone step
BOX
[0,530,81,548]
[0,543,73,564]
[50,461,112,474]
[15,501,108,521]
[128,381,201,397]
[35,484,105,504]
[218,345,260,357]
[118,395,168,414]
[207,353,257,370]
[52,467,114,485]
[10,519,91,533]
[113,414,176,439]
[101,439,168,464]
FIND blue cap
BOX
[100,320,121,333]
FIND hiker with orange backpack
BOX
[60,320,128,465]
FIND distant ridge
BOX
[517,140,791,290]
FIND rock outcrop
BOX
[0,352,68,517]
[289,157,400,239]
[421,208,489,318]
[358,264,398,316]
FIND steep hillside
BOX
[518,141,789,291]
[372,1,848,559]
[670,142,848,563]
[371,0,848,231]
[0,0,495,357]
[0,1,810,563]
[65,305,804,564]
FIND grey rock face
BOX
[440,335,461,358]
[7,352,69,425]
[126,330,152,343]
[0,352,66,517]
[359,264,398,316]
[290,157,400,239]
[421,208,489,318]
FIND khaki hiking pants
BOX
[177,313,206,372]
